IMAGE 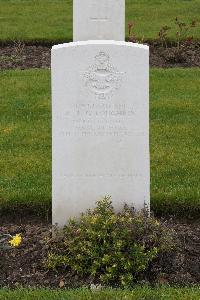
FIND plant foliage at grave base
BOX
[46,197,174,287]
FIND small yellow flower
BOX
[9,234,22,247]
[155,220,160,226]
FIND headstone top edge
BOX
[52,41,149,51]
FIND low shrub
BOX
[45,197,174,287]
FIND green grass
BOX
[0,68,200,217]
[0,0,200,42]
[150,68,200,216]
[0,69,51,214]
[0,287,200,300]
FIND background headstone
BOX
[52,41,149,227]
[73,0,125,41]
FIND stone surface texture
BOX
[52,41,149,227]
[73,0,125,41]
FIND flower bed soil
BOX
[0,41,200,70]
[0,219,200,288]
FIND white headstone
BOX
[52,41,149,227]
[73,0,125,41]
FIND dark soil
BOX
[150,41,200,68]
[0,41,200,70]
[0,220,200,288]
[0,43,50,70]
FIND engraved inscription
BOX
[56,102,145,140]
[56,103,145,138]
[83,52,124,100]
[88,0,113,39]
[90,18,108,22]
[60,173,142,179]
[89,0,110,22]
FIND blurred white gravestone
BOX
[73,0,125,41]
[52,1,149,227]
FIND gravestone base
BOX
[52,41,149,227]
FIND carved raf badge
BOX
[83,51,124,99]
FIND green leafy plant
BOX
[175,17,197,50]
[158,18,198,48]
[157,18,198,63]
[128,22,144,44]
[158,26,171,48]
[46,197,174,287]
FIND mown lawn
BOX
[0,68,199,217]
[0,69,51,215]
[0,287,200,300]
[0,0,199,42]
